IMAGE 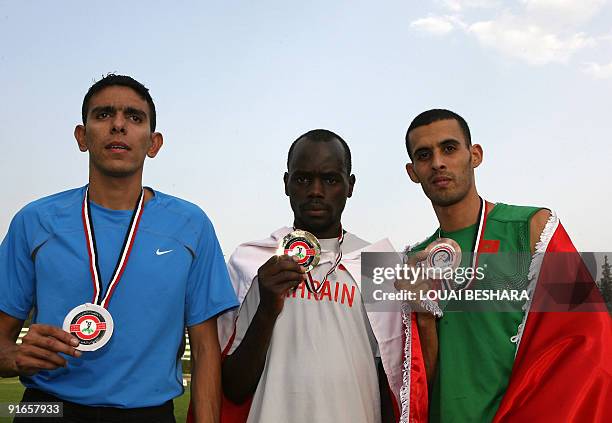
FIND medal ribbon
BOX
[438,197,488,291]
[305,228,345,294]
[82,187,145,308]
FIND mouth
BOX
[431,176,453,188]
[302,203,329,217]
[105,141,130,151]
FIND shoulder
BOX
[149,190,217,233]
[226,236,277,299]
[406,232,438,254]
[151,190,210,220]
[529,209,552,252]
[4,188,83,250]
[11,187,83,233]
[489,202,544,223]
[491,202,552,253]
[18,187,83,219]
[146,190,226,254]
[343,232,370,253]
[228,239,276,271]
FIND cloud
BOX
[521,0,607,26]
[411,0,607,70]
[411,16,456,35]
[583,61,612,78]
[439,0,500,12]
[469,16,596,65]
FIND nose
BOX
[431,150,446,171]
[307,178,324,198]
[110,113,127,135]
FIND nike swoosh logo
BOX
[156,249,173,256]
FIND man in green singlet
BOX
[401,109,612,422]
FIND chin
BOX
[299,218,333,235]
[100,167,140,178]
[427,190,466,207]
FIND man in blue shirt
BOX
[0,74,238,422]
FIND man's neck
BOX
[88,172,148,210]
[433,189,481,233]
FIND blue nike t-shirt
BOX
[0,186,238,407]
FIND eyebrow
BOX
[89,105,114,116]
[124,107,147,119]
[439,138,461,146]
[291,169,344,176]
[413,138,461,156]
[89,105,147,119]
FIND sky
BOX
[1,0,611,256]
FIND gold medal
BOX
[277,230,321,273]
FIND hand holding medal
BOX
[395,249,443,314]
[13,324,81,376]
[257,251,307,318]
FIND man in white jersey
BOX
[218,130,404,423]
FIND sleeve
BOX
[226,280,260,355]
[184,213,239,327]
[0,210,37,320]
[217,250,247,351]
[218,244,272,352]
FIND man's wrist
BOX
[416,312,437,327]
[0,344,20,377]
[256,302,280,323]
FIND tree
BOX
[600,255,612,314]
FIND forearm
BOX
[0,338,19,377]
[191,350,221,423]
[416,313,438,389]
[0,313,22,377]
[222,307,277,403]
[189,319,223,423]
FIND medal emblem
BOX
[426,239,462,271]
[63,303,114,351]
[278,230,321,273]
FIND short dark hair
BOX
[405,109,471,160]
[82,74,157,131]
[287,129,352,175]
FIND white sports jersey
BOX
[229,235,381,423]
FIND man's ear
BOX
[471,144,483,168]
[347,174,356,198]
[74,125,88,152]
[146,132,164,158]
[406,163,420,183]
[283,172,289,196]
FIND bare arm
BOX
[530,209,552,255]
[189,318,222,423]
[416,312,438,389]
[395,250,439,389]
[222,255,305,404]
[0,311,80,377]
[0,312,22,377]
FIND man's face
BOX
[406,119,482,207]
[74,85,162,178]
[284,139,355,238]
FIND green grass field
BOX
[0,378,190,422]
